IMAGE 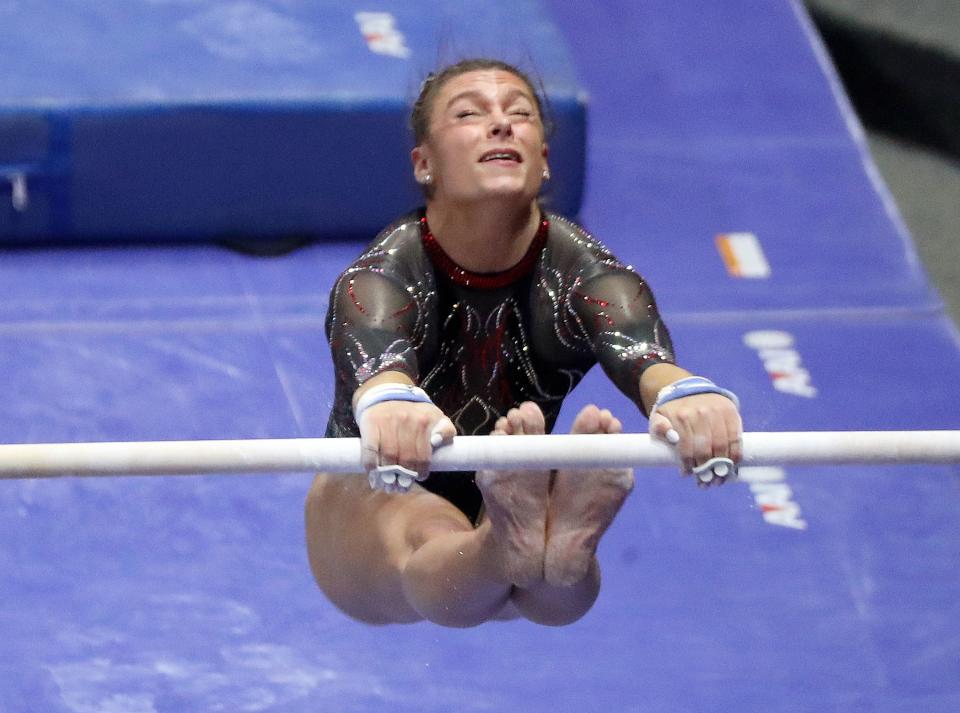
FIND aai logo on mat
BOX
[355,12,410,58]
[744,330,817,398]
[739,467,807,530]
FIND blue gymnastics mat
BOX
[0,0,585,243]
[1,0,959,710]
[2,306,959,711]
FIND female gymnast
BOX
[305,59,742,628]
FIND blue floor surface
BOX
[1,0,958,711]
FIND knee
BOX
[511,561,602,626]
[407,512,474,550]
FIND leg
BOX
[478,403,619,627]
[544,405,635,587]
[306,471,516,627]
[305,403,632,628]
[474,402,552,588]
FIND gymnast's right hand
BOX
[353,381,456,493]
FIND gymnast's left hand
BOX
[649,392,743,487]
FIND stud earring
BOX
[542,168,551,181]
[418,173,433,185]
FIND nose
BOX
[488,109,513,138]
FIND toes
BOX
[570,404,623,435]
[570,404,600,434]
[505,408,524,434]
[597,408,622,435]
[502,402,546,435]
[517,402,546,434]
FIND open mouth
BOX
[479,149,522,163]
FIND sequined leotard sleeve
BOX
[539,214,675,416]
[324,212,437,437]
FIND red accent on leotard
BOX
[420,214,549,289]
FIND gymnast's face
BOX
[412,69,549,205]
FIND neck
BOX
[425,199,541,273]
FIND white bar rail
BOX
[0,431,958,479]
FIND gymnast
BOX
[305,58,742,628]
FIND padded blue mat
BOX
[0,0,585,242]
[1,0,958,710]
[547,0,938,315]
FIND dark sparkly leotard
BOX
[325,209,675,522]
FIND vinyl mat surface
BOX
[0,1,957,711]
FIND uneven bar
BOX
[1,431,959,479]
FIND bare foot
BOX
[544,405,634,587]
[475,402,551,588]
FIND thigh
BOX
[305,472,474,624]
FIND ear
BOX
[541,141,550,173]
[411,145,432,184]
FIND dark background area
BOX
[806,0,960,324]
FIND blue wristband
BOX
[653,376,740,411]
[354,383,433,423]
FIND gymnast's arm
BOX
[327,269,455,489]
[572,268,743,477]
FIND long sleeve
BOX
[567,264,674,413]
[326,268,423,397]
